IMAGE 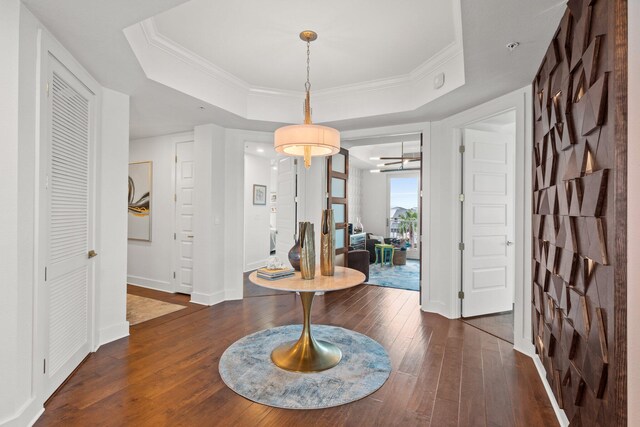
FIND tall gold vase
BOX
[299,222,315,280]
[320,209,335,276]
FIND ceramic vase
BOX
[320,209,335,276]
[299,222,315,280]
[288,234,301,271]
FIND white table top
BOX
[249,266,366,293]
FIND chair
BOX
[347,249,370,282]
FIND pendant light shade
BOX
[274,30,340,168]
[274,124,340,167]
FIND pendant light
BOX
[274,31,340,168]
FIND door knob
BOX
[506,241,513,246]
[88,250,98,258]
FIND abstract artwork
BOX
[531,0,626,424]
[128,161,152,241]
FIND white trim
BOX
[171,136,195,294]
[421,301,454,319]
[123,7,465,124]
[127,275,172,293]
[531,355,570,426]
[138,11,463,102]
[0,397,43,427]
[97,321,130,348]
[190,290,226,306]
[34,26,102,408]
[433,87,532,351]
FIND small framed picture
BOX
[253,184,267,205]
[270,192,277,203]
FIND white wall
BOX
[269,163,278,229]
[191,124,227,305]
[0,3,130,425]
[243,154,271,271]
[224,129,273,300]
[127,132,193,292]
[97,89,131,345]
[360,172,387,236]
[0,1,25,424]
[348,166,363,225]
[628,3,639,424]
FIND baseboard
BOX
[244,259,267,273]
[190,290,225,306]
[127,275,172,293]
[513,338,535,356]
[97,321,130,347]
[421,300,455,319]
[531,354,569,427]
[0,396,43,427]
[225,287,243,301]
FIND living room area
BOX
[346,134,422,292]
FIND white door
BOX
[174,141,194,294]
[276,157,297,266]
[40,55,95,397]
[462,129,515,317]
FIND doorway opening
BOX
[458,110,516,343]
[242,142,288,298]
[343,134,423,293]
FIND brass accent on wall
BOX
[299,222,315,280]
[531,0,627,424]
[320,209,335,276]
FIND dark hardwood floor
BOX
[461,311,514,344]
[243,270,289,298]
[37,285,557,426]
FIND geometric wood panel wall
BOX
[532,0,626,424]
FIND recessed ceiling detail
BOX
[124,0,465,125]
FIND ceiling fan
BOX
[370,142,421,173]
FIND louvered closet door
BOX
[43,55,95,397]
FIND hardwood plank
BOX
[36,286,558,427]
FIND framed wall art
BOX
[128,161,152,241]
[253,184,267,205]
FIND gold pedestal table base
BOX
[249,266,366,373]
[271,292,341,372]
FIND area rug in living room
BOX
[219,325,391,409]
[367,259,420,291]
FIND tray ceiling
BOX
[152,0,457,91]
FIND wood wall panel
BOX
[531,0,626,424]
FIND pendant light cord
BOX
[305,40,311,93]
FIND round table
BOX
[249,266,366,373]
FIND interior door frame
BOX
[446,91,532,353]
[459,127,516,318]
[34,31,101,401]
[172,136,195,293]
[326,148,349,264]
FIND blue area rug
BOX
[219,325,391,409]
[367,259,420,291]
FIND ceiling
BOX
[152,0,456,91]
[23,0,565,139]
[348,136,421,170]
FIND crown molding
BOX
[140,12,463,101]
[140,19,250,93]
[125,0,466,124]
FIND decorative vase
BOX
[299,222,315,280]
[320,209,335,276]
[288,234,301,271]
